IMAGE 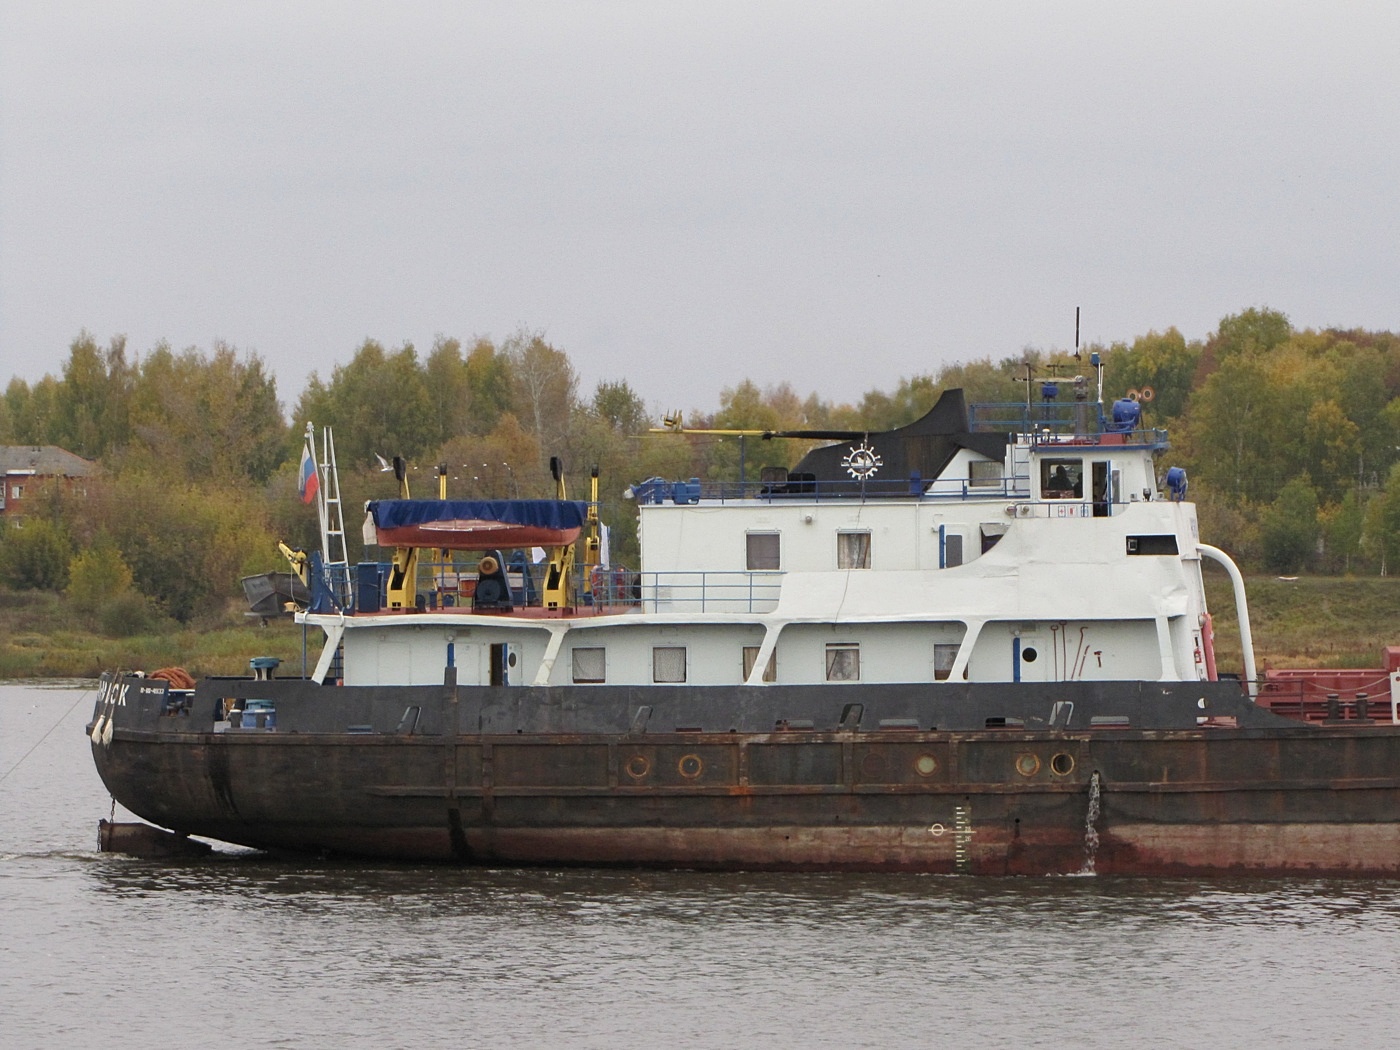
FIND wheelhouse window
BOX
[742,645,777,683]
[837,531,871,569]
[746,532,781,570]
[969,460,1003,490]
[1040,458,1084,499]
[825,643,860,682]
[571,647,605,684]
[653,646,687,683]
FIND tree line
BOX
[1,308,1398,629]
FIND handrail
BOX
[1198,544,1258,696]
[352,560,786,616]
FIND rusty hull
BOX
[91,721,1400,876]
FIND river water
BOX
[4,682,1399,1049]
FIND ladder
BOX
[311,422,353,608]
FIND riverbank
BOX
[1203,572,1399,670]
[1,575,1396,679]
[0,589,309,679]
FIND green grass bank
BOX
[1203,572,1399,671]
[0,590,311,680]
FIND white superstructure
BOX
[303,387,1245,697]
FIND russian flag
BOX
[298,441,320,505]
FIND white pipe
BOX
[1197,544,1258,696]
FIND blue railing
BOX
[630,476,1039,505]
[971,402,1168,450]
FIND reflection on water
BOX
[5,685,1400,1050]
[86,856,1400,932]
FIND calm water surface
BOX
[3,683,1399,1049]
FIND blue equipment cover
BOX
[370,499,589,531]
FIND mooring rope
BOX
[0,687,95,787]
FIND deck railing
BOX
[353,560,786,616]
[630,475,1034,505]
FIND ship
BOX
[88,364,1400,874]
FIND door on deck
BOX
[490,642,520,686]
[1092,461,1111,517]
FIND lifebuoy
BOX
[1140,386,1155,402]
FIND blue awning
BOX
[370,499,589,531]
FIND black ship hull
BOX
[88,673,1400,875]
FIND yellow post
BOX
[385,456,420,610]
[542,456,576,610]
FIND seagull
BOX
[374,453,392,472]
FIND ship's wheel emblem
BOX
[842,441,883,480]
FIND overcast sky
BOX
[3,2,1398,418]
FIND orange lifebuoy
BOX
[1140,386,1155,402]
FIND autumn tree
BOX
[463,338,514,435]
[1302,399,1361,505]
[504,331,577,460]
[1260,476,1320,573]
[1100,328,1201,423]
[74,472,279,622]
[49,333,134,459]
[422,336,474,449]
[561,380,655,564]
[2,375,60,445]
[0,517,72,590]
[293,339,434,472]
[1206,307,1293,364]
[123,342,286,484]
[1321,489,1370,574]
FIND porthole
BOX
[1050,752,1075,777]
[678,753,704,779]
[1022,647,1039,663]
[860,752,887,779]
[625,755,650,780]
[1014,752,1041,777]
[914,754,938,777]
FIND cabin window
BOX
[1127,535,1179,555]
[1040,459,1083,499]
[825,643,860,682]
[969,460,1003,489]
[653,646,687,683]
[10,485,22,500]
[742,646,777,683]
[934,643,959,681]
[571,647,606,684]
[837,531,871,569]
[944,532,964,567]
[746,532,781,570]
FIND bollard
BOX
[1326,693,1341,723]
[1355,692,1370,722]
